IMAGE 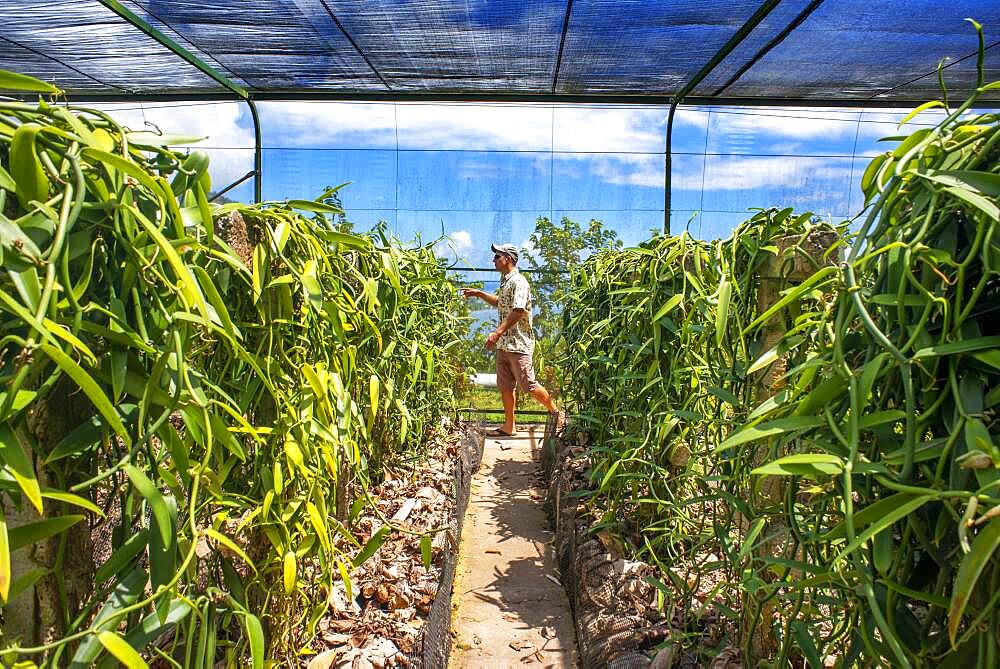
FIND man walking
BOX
[461,243,558,436]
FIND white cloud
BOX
[449,229,473,252]
[553,106,666,152]
[259,101,552,151]
[452,151,549,181]
[434,229,475,263]
[259,101,670,154]
[518,236,538,262]
[672,106,862,147]
[705,107,860,141]
[400,104,551,151]
[677,156,854,192]
[579,154,664,188]
[94,101,253,148]
[260,102,397,148]
[199,148,255,192]
[674,108,709,130]
[581,153,856,198]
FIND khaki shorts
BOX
[496,349,539,392]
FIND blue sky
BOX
[94,99,962,267]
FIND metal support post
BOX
[663,0,783,233]
[247,98,263,203]
[664,100,678,234]
[96,0,262,201]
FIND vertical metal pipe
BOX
[247,98,262,203]
[662,0,783,235]
[96,0,260,201]
[664,100,678,234]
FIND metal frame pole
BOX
[664,101,678,234]
[247,98,263,203]
[38,91,983,108]
[663,0,784,233]
[95,0,262,202]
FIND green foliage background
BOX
[523,215,621,398]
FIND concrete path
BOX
[450,425,578,668]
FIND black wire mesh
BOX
[2,0,998,102]
[555,0,766,95]
[709,0,1000,101]
[2,0,224,92]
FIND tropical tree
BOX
[523,215,621,395]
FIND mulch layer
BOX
[542,418,743,669]
[305,423,483,668]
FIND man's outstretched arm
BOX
[460,288,499,307]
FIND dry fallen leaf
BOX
[597,528,626,557]
[392,498,417,522]
[328,582,360,615]
[351,656,375,669]
[389,590,410,610]
[709,645,743,669]
[322,632,351,645]
[326,618,355,633]
[306,648,341,669]
[310,430,466,663]
[363,637,400,668]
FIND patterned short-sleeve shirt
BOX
[496,270,534,354]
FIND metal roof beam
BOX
[94,0,262,202]
[552,0,575,93]
[671,0,783,106]
[869,39,1000,101]
[712,0,826,97]
[95,0,247,98]
[24,90,994,108]
[664,0,783,233]
[314,0,392,90]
